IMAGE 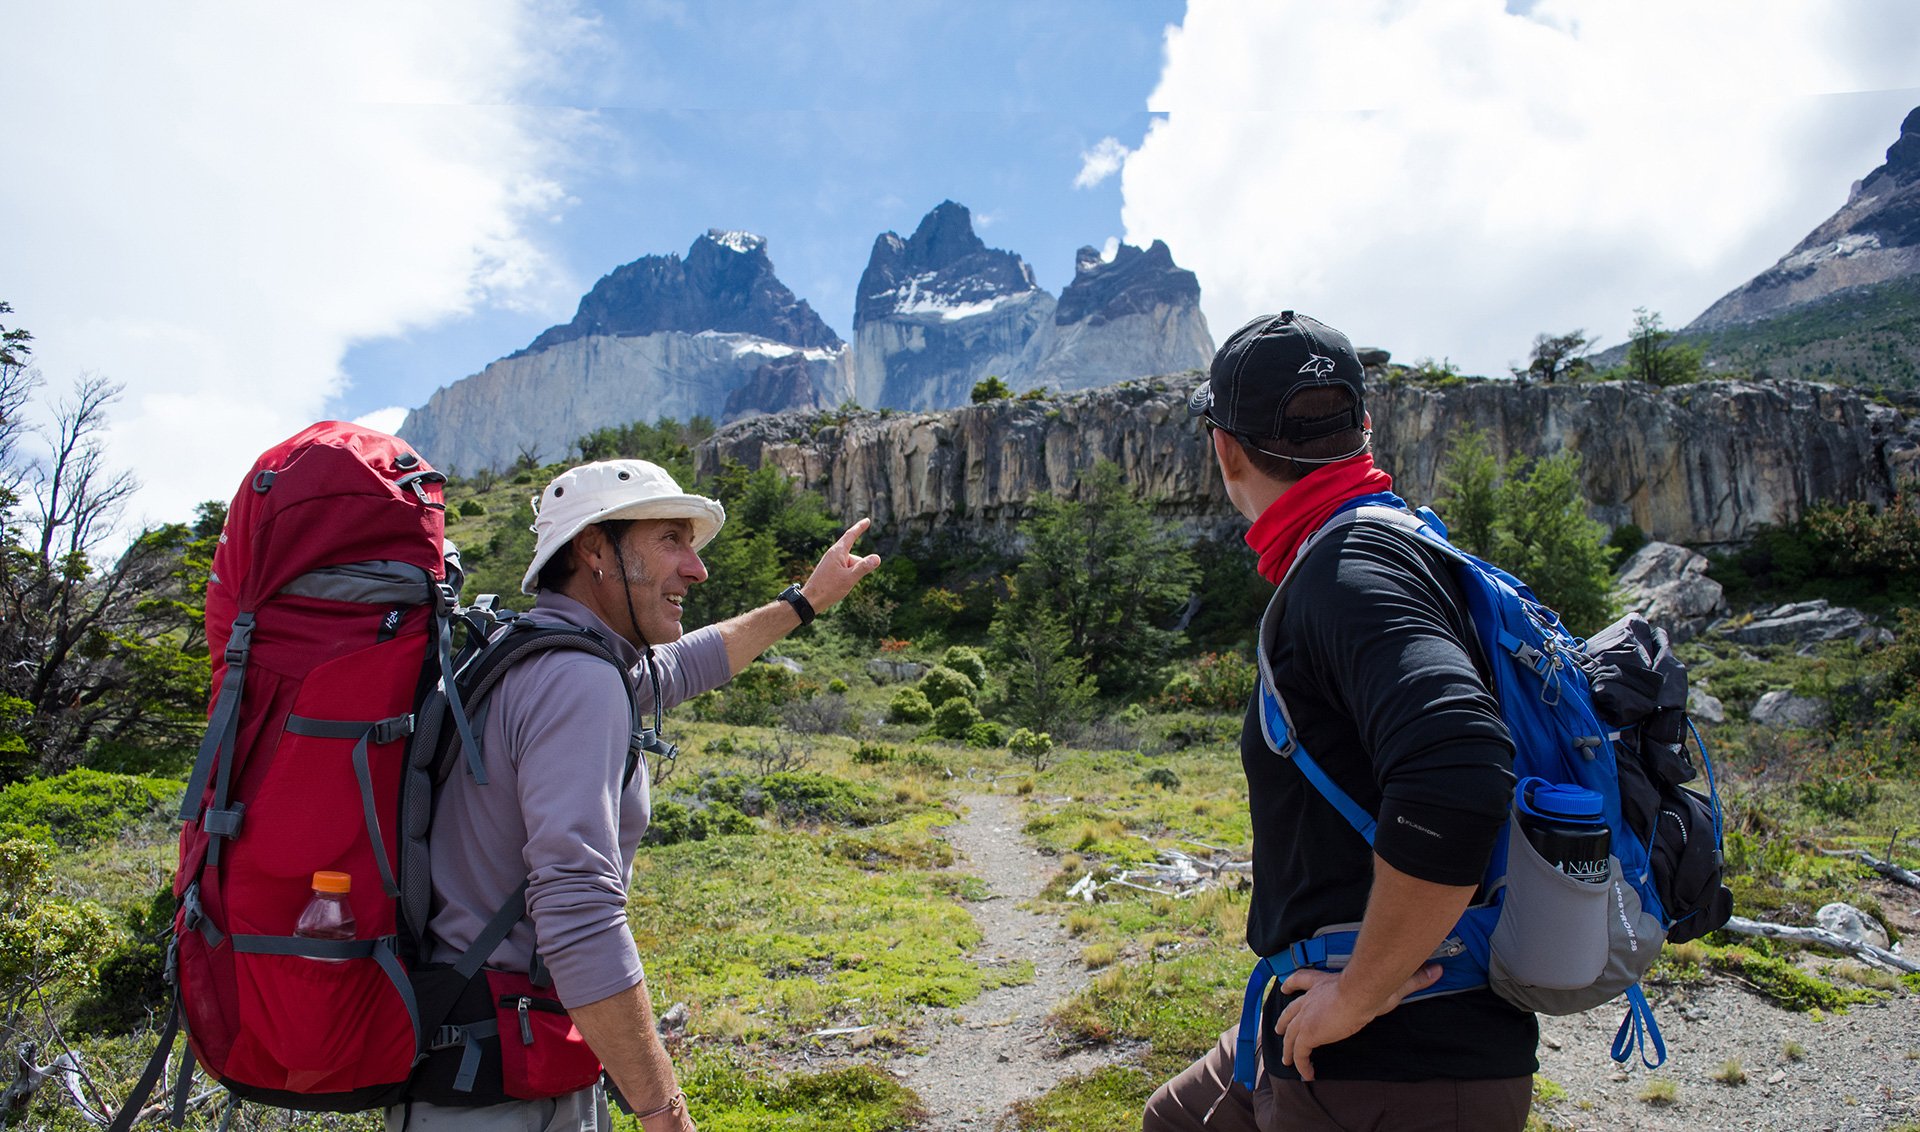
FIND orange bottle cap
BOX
[311,871,351,894]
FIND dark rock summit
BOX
[520,230,841,356]
[853,201,1042,329]
[1054,240,1201,327]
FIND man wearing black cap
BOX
[1143,313,1533,1131]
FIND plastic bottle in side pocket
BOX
[1491,780,1611,990]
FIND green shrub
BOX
[1143,767,1182,791]
[965,721,1005,749]
[0,769,179,847]
[694,663,815,727]
[1009,728,1054,771]
[918,665,978,708]
[887,687,934,725]
[931,696,984,740]
[940,646,989,688]
[1158,651,1257,712]
[970,376,1013,403]
[643,798,758,846]
[0,839,114,1013]
[827,677,850,695]
[457,498,486,517]
[852,742,894,766]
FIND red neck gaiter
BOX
[1245,454,1396,583]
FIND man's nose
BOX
[683,550,709,584]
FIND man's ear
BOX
[572,523,611,576]
[1211,427,1248,480]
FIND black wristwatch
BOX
[779,583,816,626]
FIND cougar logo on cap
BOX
[1299,354,1337,379]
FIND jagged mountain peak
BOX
[854,201,1040,328]
[1055,239,1201,328]
[518,230,841,357]
[1690,104,1920,332]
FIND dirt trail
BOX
[898,791,1135,1129]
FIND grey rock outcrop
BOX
[1750,689,1829,729]
[696,373,1920,550]
[1724,599,1879,648]
[1687,689,1726,724]
[1020,241,1214,394]
[1692,105,1920,330]
[1815,902,1892,950]
[1616,542,1725,640]
[850,203,1214,409]
[400,231,853,474]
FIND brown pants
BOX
[1142,1027,1532,1132]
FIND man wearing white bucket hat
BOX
[397,459,880,1132]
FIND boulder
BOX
[1687,689,1726,724]
[866,658,927,684]
[1725,599,1876,648]
[1815,902,1891,950]
[763,655,804,676]
[1616,542,1725,640]
[1749,689,1829,729]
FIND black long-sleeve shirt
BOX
[1246,519,1538,1081]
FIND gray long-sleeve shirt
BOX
[425,591,730,1008]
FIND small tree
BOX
[970,376,1013,403]
[991,609,1095,731]
[1435,428,1501,560]
[1514,330,1595,384]
[1008,727,1054,771]
[1625,308,1703,387]
[1492,452,1618,634]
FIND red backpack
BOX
[113,423,630,1128]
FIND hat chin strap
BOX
[610,535,672,740]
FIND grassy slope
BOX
[1682,276,1920,389]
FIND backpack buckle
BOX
[436,583,458,615]
[224,614,256,665]
[372,714,416,745]
[202,805,245,838]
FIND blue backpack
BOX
[1233,493,1731,1088]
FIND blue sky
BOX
[3,1,1917,526]
[339,1,1181,423]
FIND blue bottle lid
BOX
[1518,777,1605,824]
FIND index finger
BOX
[831,517,873,553]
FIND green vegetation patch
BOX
[667,1056,923,1132]
[0,769,180,847]
[1005,1065,1156,1132]
[628,824,1021,1041]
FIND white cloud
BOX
[355,406,413,437]
[1122,0,1920,374]
[0,2,595,527]
[1075,136,1133,189]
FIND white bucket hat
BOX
[520,459,726,594]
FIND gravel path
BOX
[1536,972,1920,1130]
[898,791,1136,1129]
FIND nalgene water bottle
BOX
[294,871,356,958]
[1517,782,1611,885]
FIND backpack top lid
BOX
[208,422,445,625]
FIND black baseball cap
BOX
[1187,311,1366,447]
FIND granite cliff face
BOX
[400,231,852,474]
[1692,106,1920,330]
[851,202,1055,411]
[1020,240,1214,393]
[851,202,1215,409]
[696,374,1920,549]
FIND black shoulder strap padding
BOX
[437,626,643,779]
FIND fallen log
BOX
[1817,848,1920,891]
[1720,915,1920,973]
